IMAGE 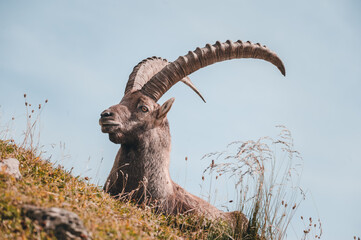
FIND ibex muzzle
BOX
[100,40,285,228]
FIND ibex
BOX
[99,40,285,228]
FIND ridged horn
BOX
[141,40,286,101]
[125,57,205,102]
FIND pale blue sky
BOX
[0,1,360,239]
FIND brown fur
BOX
[100,91,247,228]
[100,40,285,231]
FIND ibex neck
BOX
[119,125,173,199]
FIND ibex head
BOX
[100,40,285,142]
[99,90,175,144]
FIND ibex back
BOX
[99,40,285,228]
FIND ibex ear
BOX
[157,98,175,120]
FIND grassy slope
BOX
[0,140,230,239]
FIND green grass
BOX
[0,139,233,239]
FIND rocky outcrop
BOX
[0,158,22,180]
[22,205,91,240]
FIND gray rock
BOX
[22,205,91,240]
[0,158,22,180]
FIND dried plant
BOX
[203,125,319,239]
[300,216,323,240]
[20,94,48,153]
[0,94,48,154]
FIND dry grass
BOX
[0,140,234,239]
[202,126,323,240]
[0,95,325,239]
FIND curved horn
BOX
[125,57,205,102]
[141,40,286,101]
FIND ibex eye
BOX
[140,106,149,112]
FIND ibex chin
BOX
[99,40,285,229]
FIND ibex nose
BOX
[100,110,113,118]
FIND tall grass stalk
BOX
[21,94,48,154]
[0,94,48,156]
[203,125,312,239]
